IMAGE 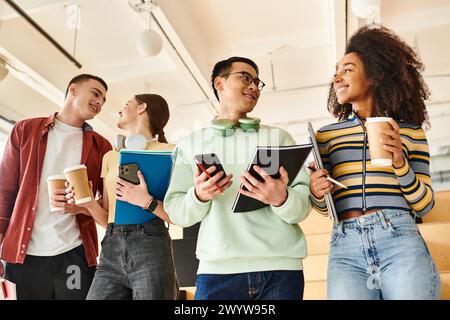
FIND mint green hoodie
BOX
[164,125,311,274]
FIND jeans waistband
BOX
[106,218,165,235]
[335,209,411,233]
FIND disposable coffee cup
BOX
[366,117,393,167]
[63,165,92,204]
[47,175,67,212]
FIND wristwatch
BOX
[145,197,158,213]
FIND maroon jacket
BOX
[0,113,112,266]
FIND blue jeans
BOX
[86,219,179,300]
[195,270,304,300]
[327,209,440,300]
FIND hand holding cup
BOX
[366,117,394,167]
[47,175,67,212]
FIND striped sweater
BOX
[311,113,435,217]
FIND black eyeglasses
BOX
[221,71,266,91]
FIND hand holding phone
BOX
[194,153,227,181]
[193,153,232,201]
[117,164,154,209]
[118,163,140,185]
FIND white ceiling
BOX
[0,0,449,158]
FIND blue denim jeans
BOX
[195,270,304,300]
[86,219,179,300]
[327,209,441,300]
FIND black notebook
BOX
[232,144,313,213]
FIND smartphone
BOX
[193,153,227,180]
[118,163,140,185]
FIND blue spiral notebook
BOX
[114,149,175,225]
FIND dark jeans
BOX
[4,245,95,300]
[86,219,179,300]
[195,270,304,300]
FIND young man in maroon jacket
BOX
[0,74,112,299]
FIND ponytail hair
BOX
[135,94,170,143]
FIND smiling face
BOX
[333,52,373,107]
[215,61,261,116]
[117,97,142,130]
[69,79,106,120]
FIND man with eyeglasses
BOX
[165,56,311,300]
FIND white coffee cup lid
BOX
[366,117,392,123]
[47,174,66,181]
[63,164,87,173]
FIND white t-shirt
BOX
[27,119,84,256]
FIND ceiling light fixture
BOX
[267,45,289,91]
[65,5,81,58]
[351,0,382,25]
[4,0,82,68]
[129,0,163,57]
[65,4,81,31]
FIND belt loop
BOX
[356,216,363,229]
[337,220,344,235]
[109,224,114,236]
[378,210,388,229]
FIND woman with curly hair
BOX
[309,25,440,299]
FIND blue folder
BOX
[114,149,175,225]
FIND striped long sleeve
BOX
[392,127,434,216]
[310,114,434,218]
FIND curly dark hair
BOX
[327,25,430,126]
